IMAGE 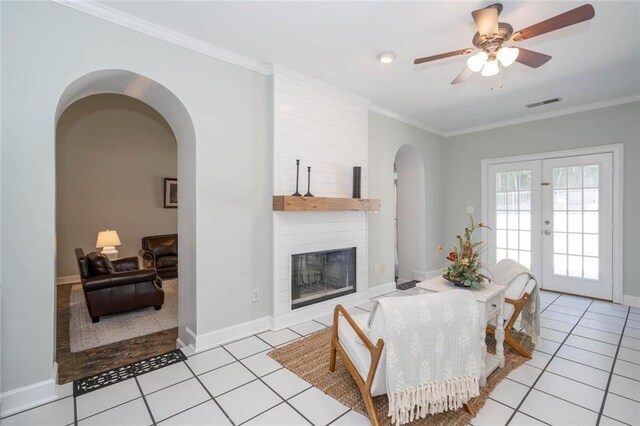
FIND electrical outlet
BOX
[381,264,387,273]
[252,289,260,303]
[466,206,475,214]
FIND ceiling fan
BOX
[413,3,595,84]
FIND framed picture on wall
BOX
[164,178,178,208]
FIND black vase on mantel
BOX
[352,166,362,198]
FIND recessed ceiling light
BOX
[378,51,396,64]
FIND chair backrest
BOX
[75,248,91,279]
[142,234,178,257]
[490,259,536,300]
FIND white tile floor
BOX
[3,288,640,426]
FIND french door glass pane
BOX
[551,164,600,280]
[495,170,531,268]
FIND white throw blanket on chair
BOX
[491,259,541,345]
[373,290,481,425]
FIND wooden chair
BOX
[330,304,476,426]
[486,262,537,358]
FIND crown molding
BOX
[368,104,445,137]
[52,0,273,76]
[444,93,640,138]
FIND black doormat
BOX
[73,349,187,397]
[396,280,419,290]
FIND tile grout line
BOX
[220,344,316,426]
[505,299,595,425]
[0,394,75,420]
[134,376,157,426]
[484,396,552,426]
[596,306,631,425]
[182,360,237,426]
[73,393,78,426]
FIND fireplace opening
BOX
[291,247,356,309]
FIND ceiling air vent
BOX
[526,98,562,108]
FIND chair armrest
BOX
[112,256,139,272]
[83,269,159,291]
[332,304,385,389]
[138,249,156,269]
[333,304,378,351]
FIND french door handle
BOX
[544,230,551,235]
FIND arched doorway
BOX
[54,70,197,381]
[394,144,427,283]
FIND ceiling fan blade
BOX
[472,5,500,38]
[515,48,552,68]
[451,67,474,85]
[512,4,595,41]
[414,48,472,65]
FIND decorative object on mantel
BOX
[292,159,302,196]
[437,214,491,287]
[352,166,362,198]
[304,166,314,197]
[273,195,380,212]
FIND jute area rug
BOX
[69,279,178,353]
[269,328,533,425]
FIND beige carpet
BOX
[269,328,532,426]
[69,279,178,353]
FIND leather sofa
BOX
[139,234,178,279]
[75,248,164,323]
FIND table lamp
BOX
[96,229,121,260]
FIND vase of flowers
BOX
[437,215,491,288]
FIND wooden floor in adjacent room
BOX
[56,283,178,384]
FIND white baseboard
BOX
[270,291,371,330]
[57,275,80,285]
[188,317,271,354]
[412,269,442,281]
[1,363,58,417]
[368,282,397,298]
[623,294,640,308]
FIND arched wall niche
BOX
[394,144,427,281]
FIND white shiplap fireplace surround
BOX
[271,66,372,329]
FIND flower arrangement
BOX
[437,215,491,287]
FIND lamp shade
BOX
[497,47,519,67]
[481,59,500,77]
[96,230,121,248]
[467,51,488,72]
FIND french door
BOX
[487,153,613,300]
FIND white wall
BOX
[1,1,270,410]
[445,102,640,297]
[368,111,448,287]
[56,94,177,278]
[272,67,369,324]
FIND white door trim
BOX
[481,144,624,303]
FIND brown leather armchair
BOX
[139,234,178,279]
[75,248,165,323]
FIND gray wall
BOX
[445,102,640,297]
[56,94,177,278]
[368,111,447,287]
[1,0,270,396]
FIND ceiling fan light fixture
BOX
[481,59,500,77]
[497,46,520,67]
[467,51,488,72]
[378,51,397,64]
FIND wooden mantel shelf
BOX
[273,195,380,212]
